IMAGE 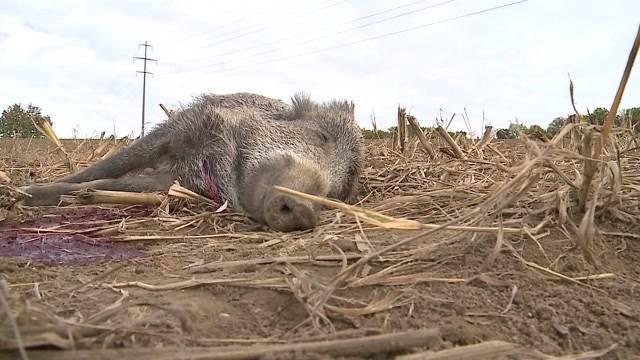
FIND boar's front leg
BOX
[20,173,175,206]
[57,127,174,184]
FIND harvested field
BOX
[0,122,639,360]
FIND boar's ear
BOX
[328,99,355,120]
[291,92,315,118]
[346,100,355,120]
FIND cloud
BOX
[1,0,639,138]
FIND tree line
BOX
[0,103,52,138]
[362,106,640,140]
[1,103,639,140]
[498,107,640,140]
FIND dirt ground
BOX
[0,136,639,359]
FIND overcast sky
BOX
[1,0,639,138]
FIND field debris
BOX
[0,114,638,357]
[1,29,639,356]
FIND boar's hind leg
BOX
[21,173,175,206]
[57,127,173,184]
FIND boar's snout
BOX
[263,193,318,232]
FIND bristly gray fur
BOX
[28,92,364,231]
[156,92,363,210]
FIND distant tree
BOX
[448,130,467,138]
[525,124,547,141]
[621,107,640,133]
[495,121,529,139]
[546,116,567,137]
[583,107,624,127]
[587,107,609,125]
[508,122,527,137]
[362,128,379,139]
[496,128,516,139]
[361,128,392,139]
[0,103,52,138]
[389,124,425,141]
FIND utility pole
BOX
[133,41,157,137]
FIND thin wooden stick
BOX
[190,254,364,273]
[435,126,466,159]
[396,340,517,360]
[391,128,398,151]
[474,126,493,153]
[581,25,639,211]
[60,189,165,206]
[0,280,29,360]
[486,143,508,162]
[273,186,524,234]
[407,115,436,159]
[19,328,442,360]
[598,25,640,154]
[31,116,77,173]
[159,103,175,119]
[398,107,407,153]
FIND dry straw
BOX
[0,25,638,359]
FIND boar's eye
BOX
[303,126,332,147]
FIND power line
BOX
[220,0,456,67]
[162,1,335,51]
[133,41,157,137]
[180,0,453,66]
[176,3,286,41]
[214,0,348,45]
[167,0,530,77]
[167,0,349,64]
[296,0,456,46]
